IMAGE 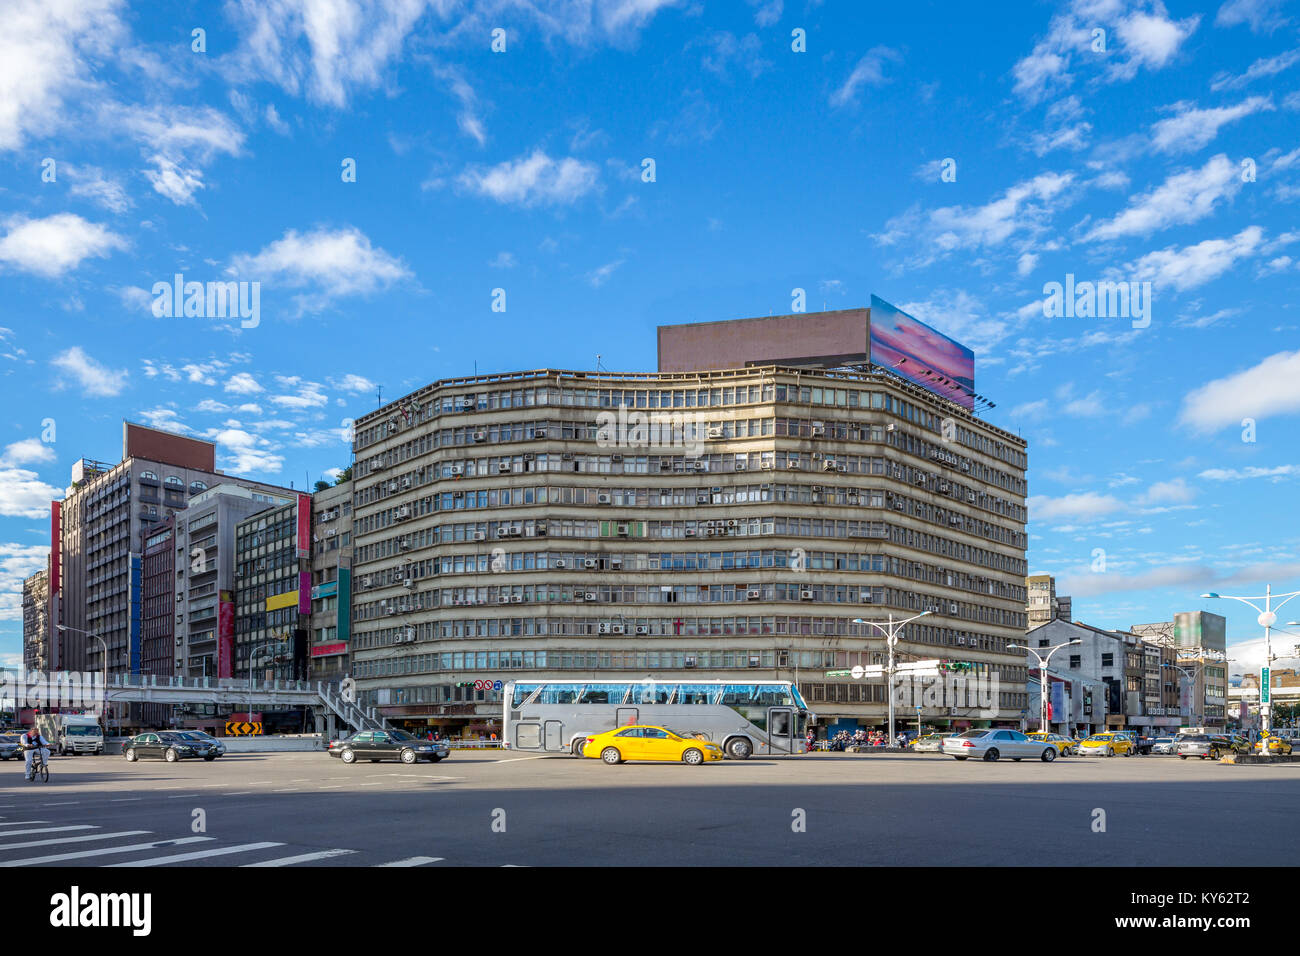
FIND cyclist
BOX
[22,723,50,781]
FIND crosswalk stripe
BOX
[241,849,357,867]
[0,826,96,838]
[376,856,444,867]
[2,837,214,867]
[0,831,151,851]
[107,842,284,867]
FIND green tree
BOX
[333,465,352,485]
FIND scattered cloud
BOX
[457,150,600,207]
[1179,349,1300,431]
[51,346,128,397]
[830,47,902,107]
[0,214,127,277]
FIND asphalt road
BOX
[1,750,1296,866]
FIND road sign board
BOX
[1262,668,1271,704]
[824,670,852,677]
[224,721,263,736]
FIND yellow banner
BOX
[266,590,299,611]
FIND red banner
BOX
[311,642,347,657]
[217,590,235,678]
[296,493,311,558]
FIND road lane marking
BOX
[164,794,201,799]
[241,849,356,867]
[107,842,284,867]
[376,856,444,867]
[318,785,343,790]
[0,831,151,851]
[0,826,97,838]
[3,837,213,867]
[271,789,299,793]
[224,792,254,796]
[492,756,552,763]
[109,798,142,803]
[0,821,49,827]
[38,802,80,807]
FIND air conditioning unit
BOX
[860,591,874,603]
[373,457,386,470]
[584,592,597,601]
[685,529,697,537]
[496,527,510,538]
[967,492,976,503]
[474,531,487,541]
[957,636,966,645]
[597,494,611,504]
[735,460,748,471]
[396,505,411,520]
[800,589,814,600]
[939,481,950,492]
[810,425,825,437]
[760,462,774,470]
[458,398,474,410]
[404,578,414,589]
[498,462,511,472]
[726,519,738,528]
[399,539,410,551]
[950,603,959,614]
[787,461,801,470]
[510,595,523,603]
[611,625,626,635]
[610,558,623,570]
[534,429,547,439]
[749,656,761,668]
[361,577,372,588]
[747,589,761,600]
[387,421,398,433]
[616,523,629,536]
[509,526,522,537]
[561,453,573,461]
[635,625,648,636]
[387,480,398,492]
[696,495,708,504]
[523,454,535,461]
[584,559,598,569]
[611,454,623,462]
[707,427,724,440]
[535,523,547,535]
[598,623,612,635]
[684,657,697,668]
[449,465,464,476]
[660,460,673,470]
[472,431,487,442]
[175,636,183,646]
[554,560,566,569]
[894,500,905,511]
[404,630,416,643]
[961,462,971,472]
[885,424,896,432]
[386,607,396,616]
[823,460,837,472]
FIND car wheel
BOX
[953,756,967,760]
[164,748,178,763]
[430,754,444,762]
[1042,748,1057,762]
[125,748,138,762]
[341,749,356,764]
[983,748,999,762]
[401,749,417,764]
[725,737,753,760]
[682,748,704,766]
[1179,755,1187,760]
[369,759,380,763]
[1012,757,1022,762]
[1104,748,1112,757]
[601,747,622,765]
[204,755,215,761]
[571,739,587,757]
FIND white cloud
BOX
[0,214,127,277]
[1199,464,1299,481]
[66,165,130,213]
[264,103,290,134]
[1149,96,1273,153]
[435,65,486,146]
[1210,49,1300,91]
[0,469,62,517]
[1216,0,1290,33]
[207,426,283,474]
[332,374,375,393]
[0,542,53,622]
[1179,349,1300,431]
[458,150,601,207]
[136,406,189,432]
[1136,478,1195,505]
[1084,154,1241,241]
[1009,399,1049,419]
[830,47,902,107]
[0,439,55,468]
[225,372,264,394]
[586,258,625,287]
[229,226,411,313]
[1128,225,1264,292]
[51,346,128,397]
[0,0,126,151]
[112,104,246,206]
[489,251,516,269]
[1029,492,1125,522]
[271,383,328,409]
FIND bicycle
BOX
[25,748,49,783]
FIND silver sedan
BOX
[942,729,1059,762]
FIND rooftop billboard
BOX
[869,295,975,410]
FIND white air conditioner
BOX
[684,657,697,668]
[635,625,648,636]
[496,527,509,538]
[611,624,626,635]
[535,523,547,535]
[498,462,511,472]
[175,636,183,646]
[509,526,522,537]
[449,465,464,476]
[523,453,535,461]
[616,523,629,535]
[747,589,761,600]
[511,595,523,603]
[685,529,697,537]
[861,591,874,603]
[388,481,398,492]
[707,427,724,439]
[611,454,623,462]
[597,494,611,504]
[800,589,814,600]
[810,425,825,437]
[961,462,971,472]
[373,457,386,470]
[396,506,411,519]
[458,399,474,410]
[404,578,414,589]
[956,637,966,645]
[894,500,905,510]
[562,453,574,461]
[584,559,597,569]
[692,461,707,472]
[735,461,748,471]
[584,592,597,601]
[660,460,673,470]
[610,559,623,570]
[696,495,708,504]
[399,539,410,551]
[950,603,959,613]
[823,460,837,472]
[598,623,612,635]
[967,492,976,503]
[885,424,896,432]
[787,461,801,470]
[554,560,566,569]
[474,531,487,541]
[726,519,738,528]
[533,429,547,439]
[760,462,774,470]
[386,607,396,616]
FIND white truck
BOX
[35,714,104,756]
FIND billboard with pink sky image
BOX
[869,295,975,411]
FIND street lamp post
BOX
[852,611,931,746]
[1163,661,1202,727]
[56,624,108,731]
[1008,640,1081,733]
[1202,587,1300,734]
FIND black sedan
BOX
[0,734,22,761]
[123,731,222,762]
[175,730,227,757]
[328,730,450,764]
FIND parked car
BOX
[328,730,450,764]
[123,731,221,762]
[0,734,21,761]
[1174,734,1235,760]
[941,729,1058,762]
[582,725,724,765]
[174,731,226,757]
[1026,732,1077,755]
[912,734,947,753]
[1076,732,1135,757]
[1255,734,1293,756]
[1149,736,1177,754]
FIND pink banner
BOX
[296,494,311,558]
[311,642,347,657]
[299,571,311,614]
[218,590,235,678]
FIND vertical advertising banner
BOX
[50,501,60,594]
[1050,680,1066,721]
[296,494,311,559]
[218,590,235,679]
[299,570,312,615]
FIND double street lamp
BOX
[55,624,109,730]
[852,610,931,745]
[1162,661,1203,727]
[1202,587,1300,734]
[1008,639,1081,734]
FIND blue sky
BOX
[1,0,1299,674]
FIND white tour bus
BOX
[503,679,813,759]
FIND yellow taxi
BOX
[1026,732,1077,756]
[1076,732,1135,757]
[581,725,725,765]
[1255,734,1294,756]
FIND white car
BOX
[942,729,1058,762]
[912,734,947,753]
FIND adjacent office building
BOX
[233,494,314,684]
[21,567,51,671]
[347,306,1031,736]
[308,481,354,684]
[1026,573,1071,627]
